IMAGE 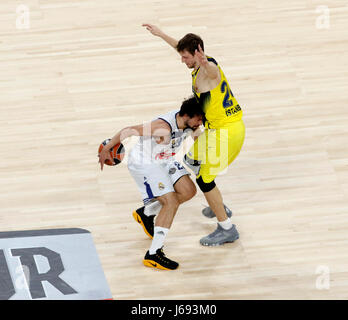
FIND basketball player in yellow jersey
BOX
[143,23,245,246]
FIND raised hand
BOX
[194,44,219,79]
[194,44,208,67]
[142,23,163,37]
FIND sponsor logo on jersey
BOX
[158,182,165,190]
[155,152,176,160]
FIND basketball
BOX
[98,139,125,166]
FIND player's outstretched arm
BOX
[98,125,143,170]
[98,121,171,170]
[142,23,178,49]
[103,120,170,153]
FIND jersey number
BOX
[220,81,234,109]
[174,161,184,170]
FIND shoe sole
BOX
[132,211,153,239]
[143,259,178,270]
[200,235,239,247]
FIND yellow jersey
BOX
[191,56,243,128]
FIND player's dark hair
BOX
[176,33,204,55]
[179,96,204,118]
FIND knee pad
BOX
[196,176,216,193]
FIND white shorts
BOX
[128,159,190,204]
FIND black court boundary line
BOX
[0,228,90,239]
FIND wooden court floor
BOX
[1,0,348,299]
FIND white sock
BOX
[149,226,169,254]
[218,218,233,230]
[144,200,162,217]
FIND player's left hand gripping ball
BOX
[98,139,125,167]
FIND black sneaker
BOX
[143,248,179,270]
[132,207,154,239]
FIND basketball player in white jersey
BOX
[99,97,204,270]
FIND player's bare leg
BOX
[173,175,197,204]
[143,192,179,270]
[155,192,179,228]
[133,192,178,239]
[134,174,196,238]
[199,185,239,247]
[202,186,226,222]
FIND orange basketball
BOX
[98,139,125,166]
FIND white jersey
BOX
[128,110,192,166]
[127,110,192,204]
